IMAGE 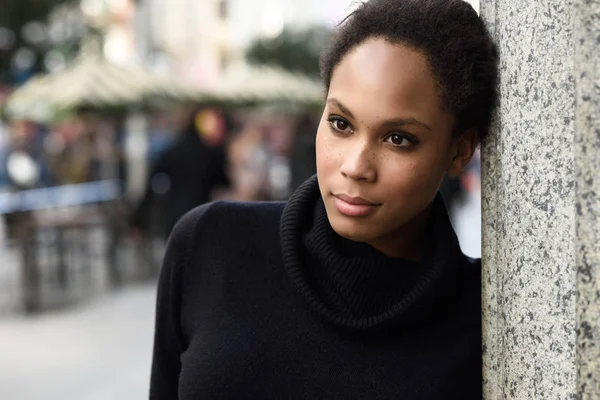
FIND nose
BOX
[339,139,377,182]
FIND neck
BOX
[367,203,433,261]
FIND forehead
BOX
[328,38,446,124]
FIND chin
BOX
[328,214,380,243]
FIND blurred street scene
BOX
[0,0,480,399]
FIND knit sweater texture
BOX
[149,176,482,399]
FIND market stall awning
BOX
[205,63,324,105]
[4,52,199,121]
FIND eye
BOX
[327,116,353,133]
[384,133,417,148]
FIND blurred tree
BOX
[0,0,81,84]
[245,26,332,78]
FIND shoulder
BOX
[464,255,480,266]
[463,255,481,273]
[180,200,285,226]
[164,200,286,282]
[170,200,286,248]
[457,254,481,285]
[455,254,482,311]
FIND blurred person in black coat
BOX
[131,108,230,238]
[290,113,318,192]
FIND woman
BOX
[150,0,498,398]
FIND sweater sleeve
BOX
[149,205,204,399]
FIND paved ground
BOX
[0,282,157,400]
[0,215,159,400]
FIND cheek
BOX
[379,151,448,195]
[315,125,337,174]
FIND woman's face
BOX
[316,37,475,255]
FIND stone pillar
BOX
[480,0,599,398]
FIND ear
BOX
[447,128,478,178]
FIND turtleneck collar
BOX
[280,175,465,332]
[302,198,425,320]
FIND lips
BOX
[332,194,380,217]
[334,194,378,206]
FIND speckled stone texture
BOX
[481,0,600,398]
[574,1,600,398]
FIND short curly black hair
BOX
[320,0,498,141]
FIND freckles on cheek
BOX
[411,157,447,191]
[399,158,438,187]
[322,137,338,164]
[316,134,336,172]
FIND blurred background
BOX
[0,0,480,399]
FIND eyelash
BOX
[326,115,419,148]
[383,132,419,147]
[327,116,353,134]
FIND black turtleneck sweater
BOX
[149,177,482,399]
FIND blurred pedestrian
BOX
[150,0,498,398]
[290,112,318,192]
[227,123,270,201]
[132,107,230,238]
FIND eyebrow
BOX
[326,98,433,131]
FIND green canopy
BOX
[204,63,324,106]
[4,55,325,122]
[4,51,199,121]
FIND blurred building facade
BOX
[133,0,359,85]
[79,0,480,86]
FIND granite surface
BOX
[573,0,600,398]
[480,1,502,398]
[480,0,590,398]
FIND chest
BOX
[177,306,481,400]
